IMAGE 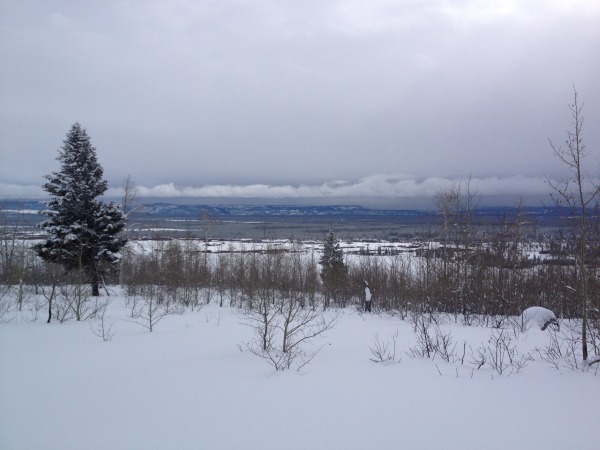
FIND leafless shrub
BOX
[89,300,115,341]
[457,340,468,365]
[587,322,599,360]
[128,292,170,332]
[485,329,516,375]
[460,310,478,327]
[52,291,75,323]
[469,345,487,370]
[488,315,508,329]
[125,293,141,318]
[369,330,400,364]
[435,326,456,363]
[407,315,457,362]
[51,285,107,323]
[14,279,30,312]
[0,285,14,322]
[23,294,46,322]
[407,315,436,358]
[535,326,573,370]
[161,289,186,315]
[472,329,532,375]
[244,295,337,372]
[58,279,95,321]
[509,314,530,337]
[533,321,596,371]
[242,295,279,355]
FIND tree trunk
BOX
[91,270,100,297]
[47,282,55,324]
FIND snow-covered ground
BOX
[1,292,598,450]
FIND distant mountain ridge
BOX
[133,203,430,218]
[1,199,563,222]
[131,203,565,225]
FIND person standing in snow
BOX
[364,281,372,312]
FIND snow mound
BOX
[521,307,559,331]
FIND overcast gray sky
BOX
[1,0,599,205]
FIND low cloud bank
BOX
[107,174,552,199]
[1,175,558,201]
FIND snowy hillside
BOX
[1,294,598,450]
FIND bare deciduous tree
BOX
[434,177,480,320]
[128,289,170,332]
[121,174,138,217]
[89,299,114,341]
[243,248,337,371]
[547,87,600,362]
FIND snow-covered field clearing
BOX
[126,237,424,254]
[125,237,550,268]
[1,291,598,450]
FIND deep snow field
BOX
[1,291,598,450]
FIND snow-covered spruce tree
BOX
[34,123,127,297]
[319,230,347,307]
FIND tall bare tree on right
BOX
[547,87,600,362]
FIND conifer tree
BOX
[34,123,127,296]
[320,230,347,307]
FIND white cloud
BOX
[102,174,552,199]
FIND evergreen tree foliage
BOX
[319,230,348,306]
[34,123,127,296]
